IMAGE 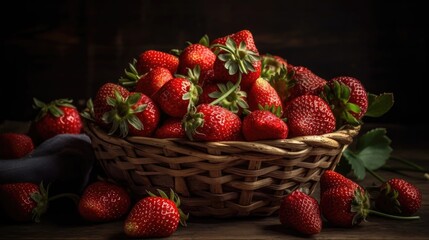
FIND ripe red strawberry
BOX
[213,55,261,91]
[178,43,216,84]
[0,133,34,159]
[242,110,288,141]
[127,93,160,137]
[320,170,362,194]
[283,95,336,137]
[211,29,259,54]
[247,77,283,114]
[323,76,368,126]
[155,77,191,118]
[123,189,188,238]
[93,82,130,127]
[78,181,131,222]
[0,182,48,222]
[375,178,422,216]
[211,30,261,90]
[33,98,83,141]
[183,104,242,141]
[135,67,173,98]
[279,190,322,235]
[320,185,370,227]
[154,118,186,139]
[136,50,179,75]
[287,66,327,100]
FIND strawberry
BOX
[0,182,48,222]
[0,133,34,159]
[178,43,216,84]
[320,185,370,227]
[211,29,259,54]
[156,77,192,118]
[247,77,283,114]
[136,50,179,75]
[283,95,336,137]
[287,66,327,100]
[135,67,173,98]
[211,30,261,90]
[78,181,131,222]
[319,170,362,194]
[93,82,130,128]
[279,190,322,235]
[154,118,186,139]
[375,178,422,216]
[322,76,368,126]
[32,98,83,141]
[213,52,261,91]
[127,93,161,137]
[183,104,242,141]
[123,189,188,238]
[242,110,288,141]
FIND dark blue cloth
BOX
[0,134,95,194]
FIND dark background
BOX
[1,0,428,126]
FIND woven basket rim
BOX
[84,120,361,151]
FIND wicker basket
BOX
[84,121,360,218]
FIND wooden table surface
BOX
[1,124,428,239]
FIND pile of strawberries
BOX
[83,29,368,141]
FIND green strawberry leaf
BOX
[365,93,394,117]
[355,128,392,170]
[342,150,367,180]
[341,128,392,180]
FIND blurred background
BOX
[1,0,427,126]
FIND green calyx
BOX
[118,59,142,89]
[182,105,204,141]
[322,80,362,128]
[30,182,50,223]
[102,91,146,138]
[33,98,75,122]
[178,65,203,113]
[258,104,283,118]
[212,37,260,76]
[208,81,249,114]
[147,189,189,227]
[378,182,402,214]
[350,188,371,226]
[260,55,294,102]
[80,98,95,121]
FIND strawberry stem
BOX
[390,156,429,172]
[368,209,420,220]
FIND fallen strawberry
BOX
[123,189,188,238]
[78,181,131,222]
[0,133,34,159]
[375,178,422,216]
[279,189,322,235]
[0,182,47,222]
